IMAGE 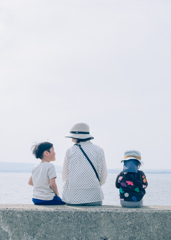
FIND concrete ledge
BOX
[0,205,171,240]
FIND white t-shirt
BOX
[32,162,57,200]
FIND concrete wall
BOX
[0,205,171,240]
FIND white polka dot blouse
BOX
[62,141,107,204]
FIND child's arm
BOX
[50,178,59,196]
[141,172,148,189]
[115,173,122,189]
[28,176,33,186]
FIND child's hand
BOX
[118,176,123,183]
[28,176,33,186]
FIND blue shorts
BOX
[32,195,65,205]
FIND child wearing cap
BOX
[28,142,65,205]
[115,150,148,208]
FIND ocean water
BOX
[0,173,170,205]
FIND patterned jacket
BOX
[115,170,148,202]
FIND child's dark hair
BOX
[32,142,53,159]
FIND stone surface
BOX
[0,205,170,240]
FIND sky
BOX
[0,0,171,170]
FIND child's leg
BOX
[120,199,143,208]
[47,196,65,205]
[32,196,65,205]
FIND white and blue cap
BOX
[121,150,143,164]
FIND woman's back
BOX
[62,141,107,204]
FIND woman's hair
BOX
[32,142,53,159]
[76,138,92,143]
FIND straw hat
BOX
[121,150,143,164]
[65,123,94,140]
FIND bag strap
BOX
[75,143,100,182]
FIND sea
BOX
[0,173,170,205]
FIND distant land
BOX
[0,162,171,174]
[0,162,62,173]
[107,169,171,174]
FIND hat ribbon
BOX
[70,131,89,134]
[124,155,141,160]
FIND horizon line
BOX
[0,162,170,171]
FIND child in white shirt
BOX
[28,142,65,205]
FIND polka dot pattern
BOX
[62,141,107,204]
[115,171,148,202]
[124,193,129,197]
[132,196,137,201]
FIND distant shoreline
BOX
[0,162,171,174]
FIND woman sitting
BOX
[62,123,107,206]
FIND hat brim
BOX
[121,157,143,164]
[65,133,94,140]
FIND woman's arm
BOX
[50,178,59,196]
[28,176,33,186]
[99,150,107,186]
[62,149,70,182]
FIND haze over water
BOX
[0,173,170,206]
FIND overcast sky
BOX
[0,0,171,170]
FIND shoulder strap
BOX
[75,144,100,182]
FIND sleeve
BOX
[62,148,70,182]
[31,164,36,176]
[115,173,122,189]
[99,149,108,186]
[48,164,57,179]
[31,167,35,176]
[140,171,148,188]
